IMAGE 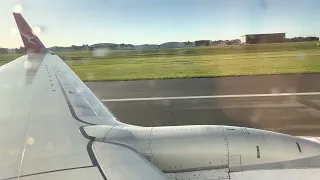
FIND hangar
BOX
[135,44,159,50]
[159,42,185,49]
[241,33,285,44]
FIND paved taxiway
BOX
[86,74,320,136]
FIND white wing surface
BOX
[92,142,169,180]
[0,13,153,180]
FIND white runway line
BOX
[101,92,320,102]
[167,103,305,110]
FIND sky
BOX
[0,0,320,48]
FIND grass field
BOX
[1,42,320,81]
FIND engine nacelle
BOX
[85,125,320,173]
[223,126,320,171]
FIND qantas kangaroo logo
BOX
[20,32,39,46]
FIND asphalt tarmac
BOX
[85,74,320,136]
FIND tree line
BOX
[285,36,319,42]
[1,36,319,54]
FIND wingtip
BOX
[13,12,47,53]
[13,12,21,16]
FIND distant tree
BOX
[184,41,191,46]
[108,44,118,50]
[15,46,25,54]
[285,36,319,42]
[195,40,211,46]
[71,45,83,50]
[0,47,8,54]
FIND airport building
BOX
[89,43,118,51]
[159,42,185,49]
[135,44,159,50]
[240,33,285,44]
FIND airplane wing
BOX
[4,12,320,180]
[0,13,168,180]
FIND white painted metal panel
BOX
[230,169,320,180]
[223,126,246,171]
[166,173,176,180]
[150,125,228,171]
[92,142,169,180]
[0,54,96,179]
[299,136,320,144]
[83,125,113,141]
[104,126,152,156]
[175,168,229,180]
[223,126,247,157]
[225,126,320,171]
[229,155,242,172]
[165,169,229,180]
[254,129,320,167]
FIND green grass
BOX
[0,54,20,64]
[57,41,320,59]
[2,42,320,81]
[66,50,320,81]
[0,53,20,60]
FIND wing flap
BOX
[92,142,169,180]
[54,61,120,126]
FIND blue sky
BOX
[1,0,319,48]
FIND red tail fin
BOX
[13,13,46,54]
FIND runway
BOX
[85,74,320,136]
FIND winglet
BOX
[13,13,47,54]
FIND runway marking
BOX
[101,92,320,102]
[166,103,305,110]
